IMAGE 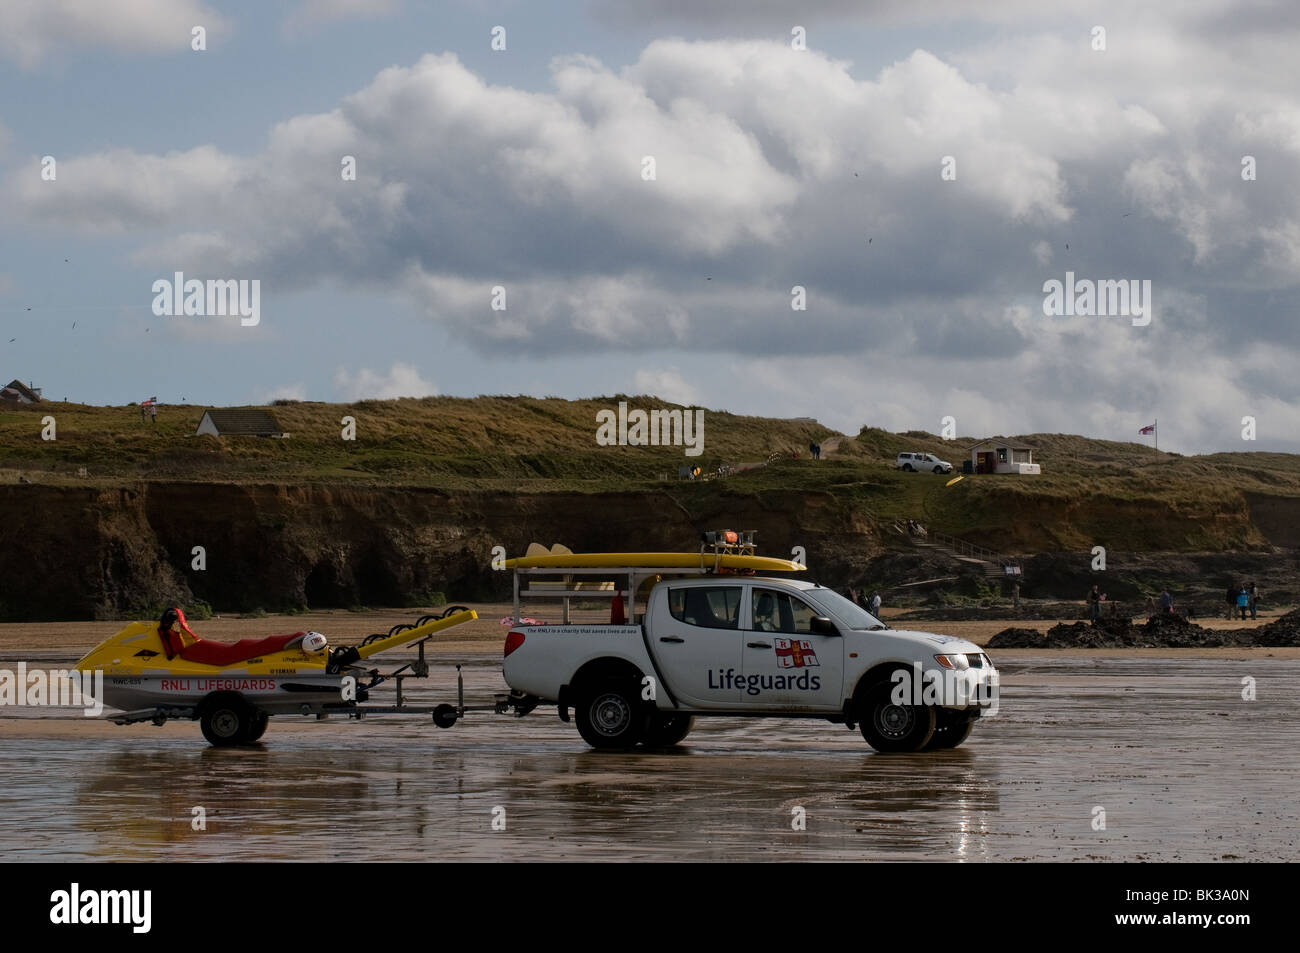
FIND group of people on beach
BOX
[1085,580,1261,623]
[1226,582,1259,620]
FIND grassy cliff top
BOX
[3,395,1300,552]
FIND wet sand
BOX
[2,611,1298,861]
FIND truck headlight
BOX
[934,653,970,670]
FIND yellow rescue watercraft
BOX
[78,605,478,746]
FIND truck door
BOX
[740,586,844,711]
[650,584,746,709]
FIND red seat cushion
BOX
[179,632,305,666]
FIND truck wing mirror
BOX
[810,616,839,636]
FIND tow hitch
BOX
[431,664,539,728]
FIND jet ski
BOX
[77,605,478,746]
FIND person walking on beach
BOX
[1225,583,1237,620]
[1248,582,1259,620]
[1236,584,1249,620]
[869,591,882,616]
[1087,584,1102,624]
[1159,589,1173,614]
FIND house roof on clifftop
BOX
[199,407,283,436]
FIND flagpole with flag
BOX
[1139,420,1157,450]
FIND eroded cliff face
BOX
[0,484,876,620]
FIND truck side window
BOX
[668,586,741,629]
[751,588,816,634]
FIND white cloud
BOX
[14,146,243,235]
[633,366,700,406]
[257,382,308,403]
[0,0,228,67]
[334,362,437,400]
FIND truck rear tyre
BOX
[575,681,650,750]
[858,681,936,752]
[643,713,694,747]
[198,692,255,747]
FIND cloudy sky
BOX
[2,0,1298,454]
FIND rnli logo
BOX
[774,638,819,668]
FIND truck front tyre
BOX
[858,682,936,752]
[575,681,650,750]
[922,712,976,750]
[642,713,694,747]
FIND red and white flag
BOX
[1138,424,1156,435]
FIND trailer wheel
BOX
[244,711,270,743]
[198,692,255,747]
[642,713,694,747]
[858,681,936,753]
[575,681,649,750]
[432,704,459,728]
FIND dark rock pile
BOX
[987,609,1300,649]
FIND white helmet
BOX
[301,631,328,654]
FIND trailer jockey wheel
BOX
[432,704,459,728]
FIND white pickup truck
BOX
[502,575,998,753]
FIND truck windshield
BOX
[805,587,888,630]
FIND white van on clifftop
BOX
[896,452,954,473]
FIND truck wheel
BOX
[933,466,944,474]
[575,681,649,750]
[244,711,270,743]
[198,692,254,747]
[858,681,936,753]
[643,713,694,747]
[902,464,914,472]
[922,714,975,750]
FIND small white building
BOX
[969,439,1041,474]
